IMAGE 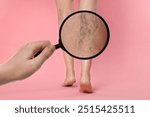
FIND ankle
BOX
[80,72,90,78]
[80,77,91,84]
[66,71,75,78]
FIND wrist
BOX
[0,63,15,85]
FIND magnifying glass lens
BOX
[57,11,110,60]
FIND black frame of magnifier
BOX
[55,10,110,60]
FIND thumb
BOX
[33,45,55,67]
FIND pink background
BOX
[0,0,150,100]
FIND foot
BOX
[80,83,93,93]
[63,76,76,87]
[80,76,93,93]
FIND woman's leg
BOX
[55,0,76,86]
[79,0,98,93]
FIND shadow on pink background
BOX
[0,0,150,100]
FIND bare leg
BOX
[55,0,76,86]
[79,0,98,93]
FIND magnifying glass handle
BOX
[55,44,61,49]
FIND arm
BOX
[0,41,55,86]
[0,64,12,85]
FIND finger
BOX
[30,40,50,48]
[26,41,51,58]
[33,45,55,67]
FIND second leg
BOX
[55,0,76,86]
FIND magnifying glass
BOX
[55,10,110,60]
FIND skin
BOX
[80,0,98,93]
[56,0,98,93]
[0,41,55,86]
[56,0,75,87]
[62,12,106,58]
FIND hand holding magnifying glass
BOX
[0,10,109,86]
[0,41,55,86]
